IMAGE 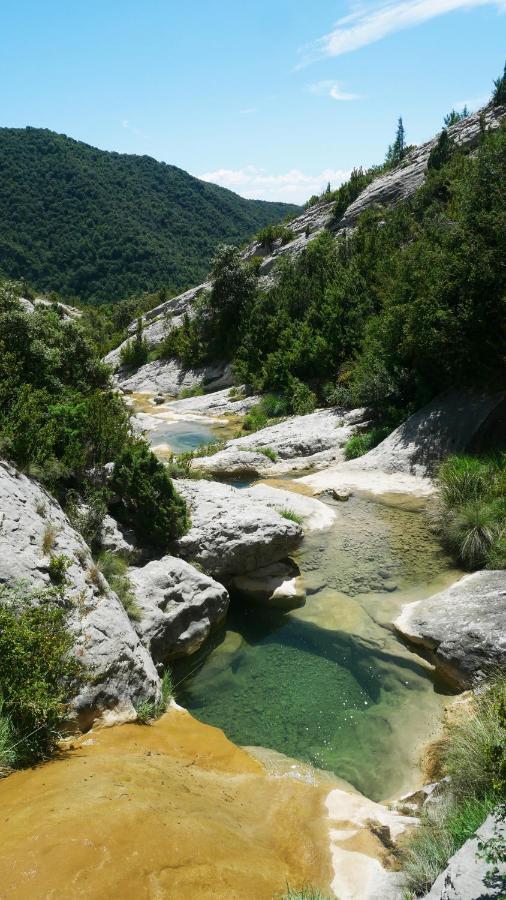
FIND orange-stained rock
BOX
[0,708,332,899]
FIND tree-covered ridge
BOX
[161,120,506,422]
[0,128,298,303]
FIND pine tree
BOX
[386,117,407,167]
[492,60,506,106]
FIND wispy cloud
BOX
[198,165,351,205]
[240,107,257,115]
[298,0,505,65]
[453,94,489,109]
[308,79,360,101]
[121,119,149,139]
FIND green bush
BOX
[256,223,295,250]
[135,669,173,723]
[119,319,149,370]
[344,426,391,460]
[402,677,506,895]
[437,454,506,569]
[110,440,189,553]
[0,584,80,766]
[97,551,141,621]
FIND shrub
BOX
[437,454,506,570]
[0,584,80,765]
[97,551,141,621]
[290,379,317,415]
[344,426,390,460]
[135,669,173,723]
[42,522,59,555]
[48,553,70,585]
[402,677,506,895]
[177,384,204,399]
[110,440,189,553]
[119,319,149,370]
[492,60,506,106]
[256,223,295,250]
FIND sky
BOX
[1,1,505,204]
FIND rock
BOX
[230,560,306,610]
[101,513,139,561]
[421,811,506,899]
[129,556,229,664]
[0,460,160,728]
[332,489,351,501]
[113,358,235,396]
[302,388,506,497]
[153,394,165,405]
[193,407,365,478]
[393,778,451,816]
[394,571,506,687]
[164,386,261,416]
[19,296,82,320]
[245,482,336,531]
[173,479,303,579]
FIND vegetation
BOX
[0,584,80,769]
[386,116,408,166]
[160,119,505,427]
[492,60,506,106]
[402,676,506,896]
[119,318,149,369]
[343,427,391,460]
[256,223,295,250]
[437,454,506,569]
[280,509,304,525]
[0,127,298,303]
[135,669,173,724]
[443,106,469,127]
[0,281,188,554]
[97,551,141,621]
[281,887,332,900]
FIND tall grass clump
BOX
[343,426,391,460]
[437,454,506,569]
[281,887,333,900]
[402,676,506,896]
[135,669,173,724]
[97,551,141,621]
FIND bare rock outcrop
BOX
[129,556,229,664]
[174,479,303,579]
[0,461,160,728]
[421,812,505,899]
[394,570,506,687]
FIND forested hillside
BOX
[0,128,298,303]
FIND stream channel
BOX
[148,408,462,802]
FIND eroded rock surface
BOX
[129,556,229,663]
[421,812,506,900]
[174,478,303,578]
[0,461,160,727]
[394,570,506,687]
[114,357,234,395]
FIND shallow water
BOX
[175,493,461,801]
[150,418,216,453]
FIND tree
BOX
[444,107,469,127]
[386,117,407,167]
[428,129,454,171]
[492,60,506,106]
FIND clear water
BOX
[174,493,460,801]
[150,420,216,453]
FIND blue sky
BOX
[1,1,504,203]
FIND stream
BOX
[142,403,462,802]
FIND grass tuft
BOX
[280,508,304,525]
[135,670,173,724]
[97,551,141,621]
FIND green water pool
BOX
[174,493,460,800]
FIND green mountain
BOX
[0,127,298,303]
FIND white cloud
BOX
[308,79,360,100]
[453,94,489,109]
[121,119,148,138]
[298,0,505,64]
[240,107,257,115]
[198,165,352,205]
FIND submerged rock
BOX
[174,478,303,579]
[0,460,160,728]
[129,556,229,663]
[394,570,506,687]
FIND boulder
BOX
[173,479,303,579]
[394,571,506,687]
[129,556,229,664]
[112,358,234,396]
[163,386,261,417]
[421,812,506,899]
[230,560,306,610]
[0,460,160,728]
[245,482,335,531]
[101,513,139,561]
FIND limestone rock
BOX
[163,386,261,417]
[421,812,506,899]
[230,560,306,610]
[129,556,229,664]
[101,513,139,561]
[174,479,303,578]
[113,358,234,396]
[394,571,506,687]
[0,460,160,728]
